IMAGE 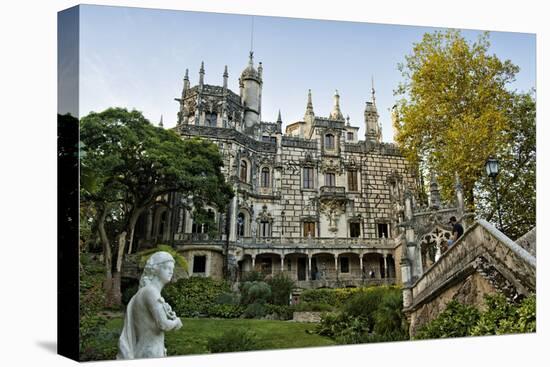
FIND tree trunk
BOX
[97,205,116,308]
[126,208,144,255]
[106,231,127,308]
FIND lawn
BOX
[99,317,336,357]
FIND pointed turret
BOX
[277,110,282,124]
[223,65,228,89]
[305,89,314,117]
[329,89,344,120]
[159,114,164,128]
[364,78,381,144]
[199,61,205,87]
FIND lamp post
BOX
[485,156,503,231]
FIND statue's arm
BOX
[144,289,182,331]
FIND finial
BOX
[258,61,263,78]
[305,89,314,116]
[223,65,228,89]
[346,115,350,126]
[330,89,344,120]
[199,61,205,86]
[184,68,189,81]
[248,51,254,67]
[159,114,164,128]
[277,109,282,124]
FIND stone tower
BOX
[239,52,263,136]
[364,79,381,144]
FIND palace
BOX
[133,52,465,289]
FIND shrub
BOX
[301,288,338,306]
[264,304,295,320]
[215,291,241,305]
[206,304,245,318]
[293,302,334,312]
[471,294,536,335]
[415,300,481,339]
[207,329,262,353]
[266,272,295,305]
[163,277,230,317]
[240,281,271,305]
[241,271,265,283]
[243,303,267,319]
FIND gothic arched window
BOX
[240,160,248,182]
[237,212,246,237]
[325,172,336,187]
[325,134,335,149]
[261,167,270,188]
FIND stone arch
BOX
[237,207,252,237]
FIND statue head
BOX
[139,251,176,288]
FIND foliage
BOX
[79,315,119,361]
[240,281,272,305]
[293,302,334,312]
[471,294,536,335]
[240,270,266,282]
[394,30,519,208]
[163,277,230,317]
[415,300,480,339]
[136,244,188,272]
[206,304,246,319]
[243,303,267,319]
[215,291,241,305]
[315,287,408,343]
[266,272,295,305]
[415,294,536,340]
[121,283,138,306]
[264,304,296,320]
[79,107,233,306]
[207,329,263,353]
[474,92,536,239]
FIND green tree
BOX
[474,92,536,239]
[80,107,233,306]
[394,30,519,209]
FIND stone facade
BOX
[134,53,422,289]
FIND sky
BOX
[69,4,536,142]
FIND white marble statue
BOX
[117,251,183,359]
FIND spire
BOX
[223,65,228,89]
[182,68,190,97]
[159,114,164,128]
[329,89,344,120]
[184,68,189,82]
[346,115,350,126]
[258,62,263,79]
[199,61,205,87]
[305,89,314,117]
[371,75,376,106]
[277,109,282,124]
[248,51,254,68]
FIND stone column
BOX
[359,255,364,278]
[280,255,284,273]
[251,255,256,270]
[334,255,338,279]
[383,254,388,279]
[306,255,311,281]
[229,194,238,242]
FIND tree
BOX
[80,107,233,306]
[394,30,519,209]
[474,92,536,239]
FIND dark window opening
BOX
[260,221,270,237]
[325,173,336,186]
[378,223,389,238]
[347,132,353,140]
[350,222,361,238]
[303,167,314,189]
[193,255,206,273]
[205,113,217,127]
[261,167,270,188]
[348,170,358,191]
[340,257,349,273]
[261,258,272,274]
[325,134,335,149]
[240,160,248,182]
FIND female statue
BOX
[117,251,183,359]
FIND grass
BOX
[100,317,336,357]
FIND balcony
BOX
[319,186,346,199]
[237,236,395,249]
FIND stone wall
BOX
[403,220,536,336]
